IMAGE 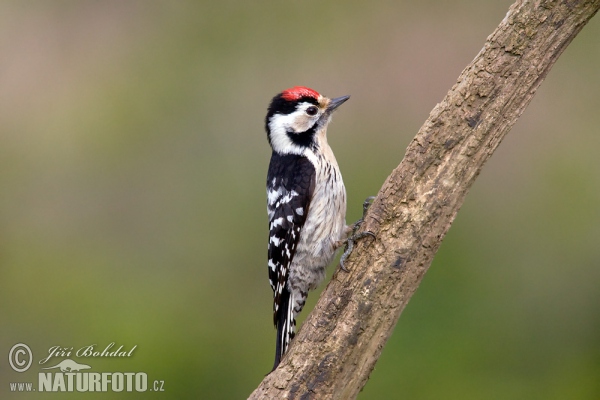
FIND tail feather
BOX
[272,287,295,371]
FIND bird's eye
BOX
[305,106,318,116]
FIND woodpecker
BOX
[265,86,371,371]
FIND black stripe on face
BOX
[265,95,319,134]
[286,123,318,149]
[269,95,319,116]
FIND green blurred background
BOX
[1,1,599,399]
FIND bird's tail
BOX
[272,287,296,371]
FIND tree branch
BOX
[249,0,600,398]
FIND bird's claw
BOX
[339,196,376,272]
[362,196,376,215]
[340,231,375,271]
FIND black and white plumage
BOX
[265,86,350,370]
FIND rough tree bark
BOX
[249,0,600,399]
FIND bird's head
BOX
[265,86,349,155]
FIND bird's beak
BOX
[327,95,350,112]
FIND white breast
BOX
[293,150,347,282]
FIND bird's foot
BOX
[339,196,376,271]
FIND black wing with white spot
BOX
[266,153,315,326]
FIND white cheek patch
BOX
[268,113,305,155]
[290,114,314,132]
[268,102,321,155]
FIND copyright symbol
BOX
[8,343,32,372]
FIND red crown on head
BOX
[281,86,320,101]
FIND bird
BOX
[264,86,373,371]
